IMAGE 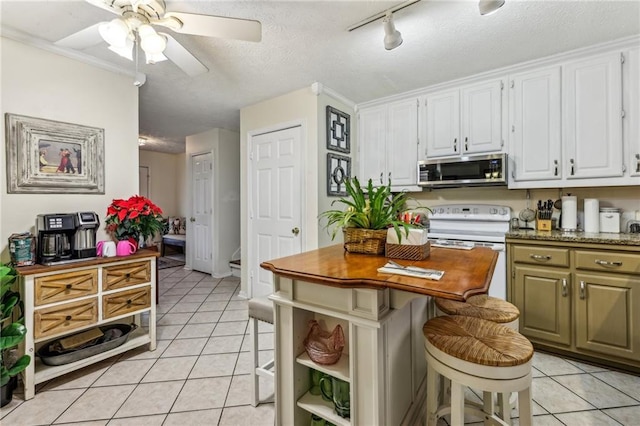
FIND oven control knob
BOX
[500,208,509,215]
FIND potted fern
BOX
[1,264,31,407]
[320,177,429,254]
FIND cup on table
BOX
[116,240,136,256]
[97,240,116,257]
[309,368,323,396]
[319,375,350,418]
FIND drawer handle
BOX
[580,281,586,299]
[595,259,622,267]
[126,299,132,305]
[66,284,72,290]
[125,273,131,281]
[65,315,72,321]
[561,279,568,297]
[530,254,551,261]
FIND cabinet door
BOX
[575,273,639,362]
[387,98,419,186]
[513,265,571,346]
[358,105,387,185]
[425,90,460,158]
[461,79,503,154]
[563,52,623,179]
[509,67,562,182]
[626,47,640,176]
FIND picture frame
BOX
[327,153,351,196]
[326,106,350,153]
[5,113,105,194]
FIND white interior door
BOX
[191,152,212,273]
[250,126,302,298]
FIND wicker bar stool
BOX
[423,315,533,426]
[435,294,521,421]
[434,294,520,330]
[248,296,275,407]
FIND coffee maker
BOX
[36,212,100,265]
[74,212,100,259]
[36,213,76,264]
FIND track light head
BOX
[382,12,402,51]
[479,0,505,16]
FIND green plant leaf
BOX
[0,323,27,350]
[6,354,31,376]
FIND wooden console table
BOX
[16,250,158,400]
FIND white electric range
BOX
[427,204,511,300]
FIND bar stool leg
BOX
[518,387,533,426]
[451,381,465,426]
[497,392,511,423]
[250,316,260,407]
[426,363,439,426]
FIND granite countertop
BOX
[506,230,640,246]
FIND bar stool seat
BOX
[249,296,275,407]
[435,294,520,329]
[423,315,534,426]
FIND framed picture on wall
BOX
[326,106,350,153]
[5,113,105,194]
[327,153,351,196]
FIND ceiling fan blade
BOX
[84,0,123,15]
[163,12,261,42]
[161,33,208,77]
[55,23,105,50]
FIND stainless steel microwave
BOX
[418,153,508,188]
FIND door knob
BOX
[190,217,196,222]
[292,227,300,236]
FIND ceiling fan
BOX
[55,0,261,77]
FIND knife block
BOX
[536,219,552,231]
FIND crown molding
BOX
[1,26,136,77]
[311,82,356,110]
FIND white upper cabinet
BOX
[425,79,504,159]
[358,98,419,189]
[425,90,460,158]
[563,52,623,179]
[626,46,640,177]
[509,66,562,182]
[358,105,387,185]
[461,80,504,154]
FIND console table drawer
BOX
[35,269,98,306]
[102,261,150,291]
[103,286,151,319]
[34,298,98,339]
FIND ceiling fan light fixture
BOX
[107,37,134,60]
[145,51,168,65]
[139,24,167,54]
[479,0,505,16]
[98,18,130,47]
[382,12,402,50]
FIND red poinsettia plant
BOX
[105,195,164,245]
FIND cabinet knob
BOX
[66,284,72,290]
[65,315,72,321]
[635,153,640,173]
[380,172,383,184]
[561,278,568,297]
[553,160,558,176]
[570,158,575,176]
[125,273,131,281]
[579,281,586,299]
[464,137,468,152]
[453,138,457,152]
[126,299,132,305]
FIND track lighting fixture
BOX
[479,0,505,16]
[382,12,403,51]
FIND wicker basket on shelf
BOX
[386,241,431,260]
[343,228,387,255]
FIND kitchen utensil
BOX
[519,190,536,229]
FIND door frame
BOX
[246,120,307,299]
[187,149,215,273]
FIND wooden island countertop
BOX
[260,244,497,301]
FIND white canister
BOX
[583,199,600,233]
[599,208,621,233]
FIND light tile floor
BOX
[2,263,639,425]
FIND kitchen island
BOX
[260,244,498,426]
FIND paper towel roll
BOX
[561,195,577,230]
[584,198,600,233]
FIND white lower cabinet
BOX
[271,276,429,425]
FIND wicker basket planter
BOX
[343,228,388,255]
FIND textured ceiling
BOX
[2,0,639,154]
